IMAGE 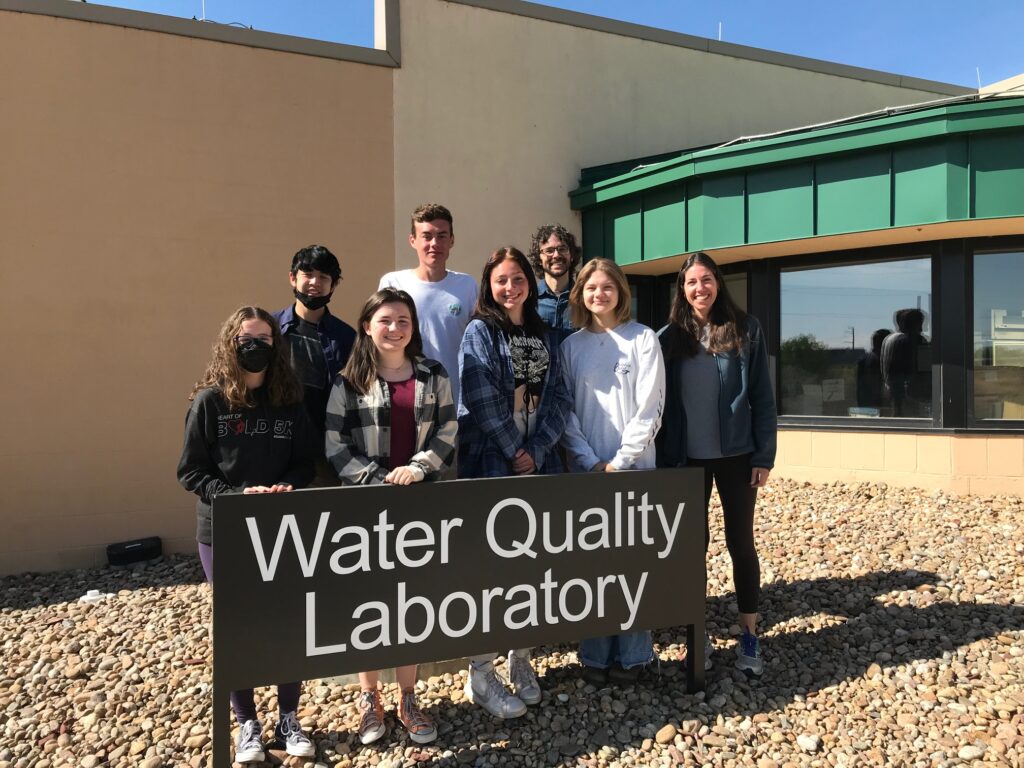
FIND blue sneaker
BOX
[735,631,763,676]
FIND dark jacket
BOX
[177,387,315,544]
[657,315,777,469]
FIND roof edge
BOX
[0,0,401,67]
[447,0,972,96]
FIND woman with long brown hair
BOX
[177,306,316,763]
[457,246,571,718]
[657,252,777,677]
[325,288,456,745]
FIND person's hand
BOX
[750,467,770,488]
[242,485,273,494]
[603,463,617,473]
[385,466,419,485]
[590,460,608,472]
[269,483,293,493]
[512,449,537,475]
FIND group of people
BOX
[177,203,777,762]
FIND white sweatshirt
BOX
[559,321,666,472]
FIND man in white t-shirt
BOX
[379,203,478,405]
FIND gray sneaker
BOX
[507,651,541,705]
[735,631,764,676]
[235,719,265,764]
[275,710,315,757]
[464,664,527,719]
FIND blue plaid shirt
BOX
[457,319,570,478]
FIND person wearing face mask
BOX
[177,306,316,763]
[273,245,357,485]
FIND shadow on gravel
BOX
[430,567,1024,765]
[0,553,205,611]
[653,565,1024,717]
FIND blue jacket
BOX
[657,315,777,469]
[457,318,571,478]
[536,279,575,343]
[272,304,356,388]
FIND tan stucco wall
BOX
[0,10,394,574]
[776,432,1024,496]
[390,0,963,277]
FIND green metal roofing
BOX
[570,96,1024,266]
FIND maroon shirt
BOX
[386,376,416,469]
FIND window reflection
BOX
[974,251,1024,420]
[780,258,932,417]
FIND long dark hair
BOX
[189,306,302,410]
[473,246,548,336]
[343,289,424,395]
[664,252,747,359]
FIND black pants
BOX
[687,453,760,615]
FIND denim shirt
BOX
[537,278,575,343]
[657,315,777,469]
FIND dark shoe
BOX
[579,664,607,686]
[606,664,642,685]
[735,631,764,677]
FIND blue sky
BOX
[96,1,1021,88]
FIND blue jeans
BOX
[579,631,654,670]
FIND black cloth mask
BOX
[237,338,273,373]
[294,289,332,311]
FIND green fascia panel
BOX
[688,175,745,250]
[816,151,891,235]
[971,129,1024,218]
[747,164,814,242]
[604,199,643,266]
[570,97,1024,210]
[893,138,969,226]
[642,186,687,261]
[582,209,605,261]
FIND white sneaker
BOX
[275,710,315,757]
[235,719,265,764]
[464,664,527,719]
[507,651,541,705]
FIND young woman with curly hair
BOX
[177,306,316,763]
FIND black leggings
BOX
[199,542,301,724]
[687,453,760,615]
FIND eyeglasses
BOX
[235,334,273,345]
[540,246,570,257]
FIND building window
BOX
[779,258,932,418]
[973,251,1024,420]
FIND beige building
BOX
[0,0,976,574]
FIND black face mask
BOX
[237,339,273,373]
[294,289,332,311]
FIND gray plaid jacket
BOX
[325,357,457,485]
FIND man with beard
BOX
[528,224,581,342]
[274,244,356,484]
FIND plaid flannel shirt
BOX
[324,357,457,485]
[457,318,571,478]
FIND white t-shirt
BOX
[560,321,666,471]
[378,269,478,403]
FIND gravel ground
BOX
[2,479,1022,767]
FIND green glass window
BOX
[973,251,1024,420]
